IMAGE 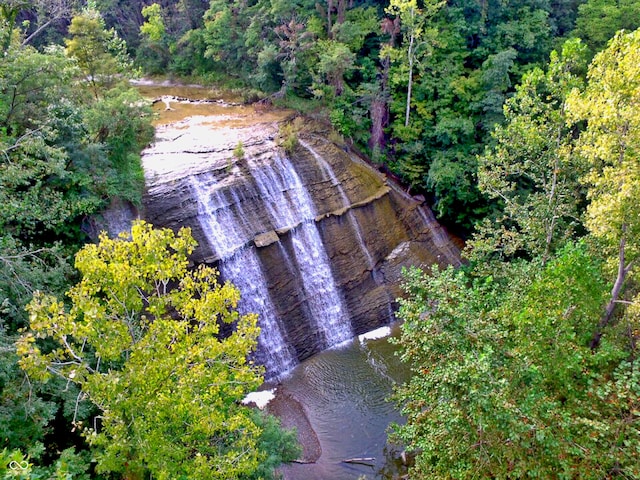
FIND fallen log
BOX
[341,457,376,466]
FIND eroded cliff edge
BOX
[141,106,461,375]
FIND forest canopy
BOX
[1,0,639,478]
[393,28,640,479]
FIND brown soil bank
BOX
[267,387,322,463]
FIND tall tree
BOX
[17,221,295,480]
[0,18,155,475]
[65,6,133,99]
[566,28,640,348]
[472,38,588,264]
[391,242,638,478]
[384,0,444,127]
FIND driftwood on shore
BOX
[341,457,376,466]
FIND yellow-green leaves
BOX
[472,39,588,265]
[566,29,640,259]
[565,29,640,335]
[65,6,134,98]
[18,221,266,479]
[140,3,165,43]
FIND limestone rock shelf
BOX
[141,106,460,378]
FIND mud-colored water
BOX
[134,81,292,127]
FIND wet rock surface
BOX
[140,95,461,377]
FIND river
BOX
[265,324,410,480]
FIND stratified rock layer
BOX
[142,110,460,376]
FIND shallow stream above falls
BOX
[128,81,461,478]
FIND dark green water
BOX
[272,325,411,480]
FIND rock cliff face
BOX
[141,106,460,379]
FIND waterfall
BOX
[300,139,376,271]
[219,247,298,378]
[247,154,314,228]
[188,173,297,379]
[189,153,354,377]
[300,140,396,323]
[247,153,353,348]
[290,222,353,347]
[142,97,462,381]
[188,173,258,259]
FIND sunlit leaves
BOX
[567,29,640,262]
[17,221,267,479]
[472,39,588,263]
[140,3,165,42]
[65,7,134,98]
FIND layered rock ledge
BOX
[140,100,461,371]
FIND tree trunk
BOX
[370,56,390,152]
[591,226,633,350]
[337,0,346,25]
[370,95,388,152]
[405,33,415,127]
[542,129,562,266]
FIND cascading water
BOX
[299,140,377,271]
[139,91,463,479]
[299,139,394,325]
[188,172,256,257]
[247,153,353,348]
[188,152,355,378]
[300,138,392,320]
[247,154,314,229]
[188,172,297,379]
[219,247,298,376]
[142,94,461,381]
[290,222,352,347]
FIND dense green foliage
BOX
[3,0,640,478]
[6,1,634,233]
[18,221,298,479]
[76,0,637,234]
[0,6,153,477]
[1,7,300,478]
[393,29,640,479]
[0,6,153,328]
[395,244,639,478]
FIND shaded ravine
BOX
[88,83,465,478]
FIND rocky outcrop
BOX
[141,108,461,378]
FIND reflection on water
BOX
[271,323,410,480]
